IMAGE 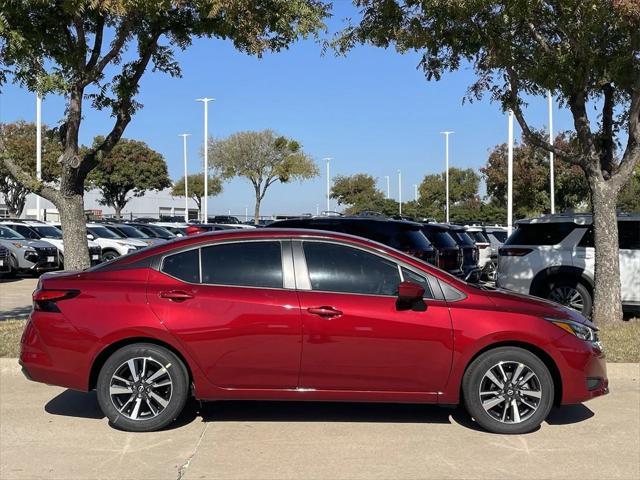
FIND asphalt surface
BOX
[0,277,38,320]
[0,359,638,480]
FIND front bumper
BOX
[554,333,609,404]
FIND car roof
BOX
[273,216,425,228]
[516,212,639,225]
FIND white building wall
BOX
[4,188,198,220]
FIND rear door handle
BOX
[307,306,343,318]
[159,290,194,302]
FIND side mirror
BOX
[396,281,427,312]
[87,234,94,240]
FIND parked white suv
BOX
[497,213,640,317]
[50,223,146,262]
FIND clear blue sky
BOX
[0,3,577,217]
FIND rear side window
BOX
[303,242,400,296]
[201,241,283,288]
[162,249,200,283]
[361,224,432,251]
[489,231,508,243]
[450,231,475,246]
[505,223,575,246]
[618,221,640,249]
[468,232,489,243]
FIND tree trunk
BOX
[254,198,261,225]
[59,193,90,271]
[590,179,623,324]
[114,206,122,219]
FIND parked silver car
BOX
[0,225,60,277]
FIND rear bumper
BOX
[19,315,91,391]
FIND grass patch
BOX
[0,319,25,357]
[0,318,639,362]
[599,319,640,363]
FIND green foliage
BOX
[171,173,222,213]
[0,121,63,215]
[88,138,170,217]
[209,130,318,222]
[482,133,591,219]
[617,164,640,212]
[417,167,480,221]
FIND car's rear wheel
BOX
[547,281,592,317]
[96,343,189,432]
[462,347,554,434]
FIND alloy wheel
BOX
[548,286,584,312]
[109,357,173,421]
[479,361,542,424]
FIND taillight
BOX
[33,289,79,312]
[185,225,205,235]
[499,247,533,256]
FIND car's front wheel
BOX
[96,343,189,432]
[462,347,554,434]
[101,250,120,262]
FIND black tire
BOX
[102,250,120,262]
[462,347,554,434]
[96,343,189,432]
[546,280,593,317]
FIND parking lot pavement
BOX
[0,278,38,320]
[0,360,638,480]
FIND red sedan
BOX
[19,229,608,433]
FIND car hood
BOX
[480,287,595,327]
[118,238,149,247]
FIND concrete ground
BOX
[0,277,38,320]
[0,359,638,480]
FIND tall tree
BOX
[330,173,394,215]
[0,1,329,269]
[0,121,63,216]
[171,173,222,218]
[209,130,318,223]
[418,167,480,221]
[338,1,640,323]
[88,138,171,219]
[482,133,591,218]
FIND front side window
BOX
[401,267,433,299]
[303,242,400,296]
[32,226,63,239]
[12,225,38,239]
[201,241,283,288]
[162,249,200,283]
[0,226,24,239]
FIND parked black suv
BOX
[124,222,177,240]
[420,223,463,277]
[270,217,437,265]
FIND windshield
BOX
[32,226,63,239]
[88,225,122,239]
[110,225,149,238]
[450,231,475,246]
[468,231,489,243]
[0,226,25,240]
[144,225,175,238]
[422,229,458,248]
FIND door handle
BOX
[159,290,194,302]
[307,306,343,318]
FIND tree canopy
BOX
[337,0,640,323]
[0,0,330,269]
[88,138,171,218]
[171,173,222,214]
[0,121,63,216]
[209,130,318,223]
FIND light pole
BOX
[196,97,214,222]
[397,169,402,215]
[179,134,191,222]
[414,184,418,202]
[548,90,555,214]
[384,175,390,199]
[36,94,42,220]
[316,204,320,216]
[245,206,248,222]
[324,157,332,213]
[507,110,514,236]
[440,131,454,223]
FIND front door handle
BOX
[307,306,343,318]
[159,290,194,302]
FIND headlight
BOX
[546,317,599,343]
